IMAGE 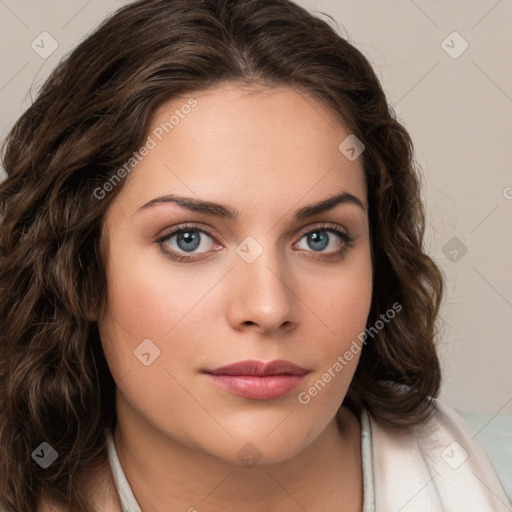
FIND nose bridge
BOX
[230,233,296,330]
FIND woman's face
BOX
[99,84,372,464]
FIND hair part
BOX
[0,0,443,510]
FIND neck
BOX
[112,401,363,512]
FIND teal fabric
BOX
[457,410,512,504]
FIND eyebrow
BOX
[135,190,366,220]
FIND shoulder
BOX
[367,398,511,511]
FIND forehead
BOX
[110,84,367,216]
[150,83,355,161]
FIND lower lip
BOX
[204,373,307,400]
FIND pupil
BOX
[177,231,200,251]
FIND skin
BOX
[95,84,373,512]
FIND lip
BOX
[203,359,309,400]
[205,359,309,376]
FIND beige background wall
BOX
[1,0,511,416]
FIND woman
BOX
[0,0,508,511]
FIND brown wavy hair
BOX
[0,0,444,510]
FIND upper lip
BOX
[204,359,309,376]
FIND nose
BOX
[225,241,298,334]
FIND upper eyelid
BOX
[156,222,216,242]
[295,222,348,237]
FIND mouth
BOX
[202,359,309,400]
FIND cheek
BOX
[98,238,226,386]
[306,252,373,345]
[101,238,215,340]
[97,243,214,435]
[291,263,372,446]
[297,248,372,397]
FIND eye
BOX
[294,223,355,260]
[156,224,219,262]
[156,222,355,263]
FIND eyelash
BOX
[155,222,355,263]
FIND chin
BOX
[207,428,318,468]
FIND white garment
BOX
[105,398,510,512]
[106,429,142,512]
[370,398,511,511]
